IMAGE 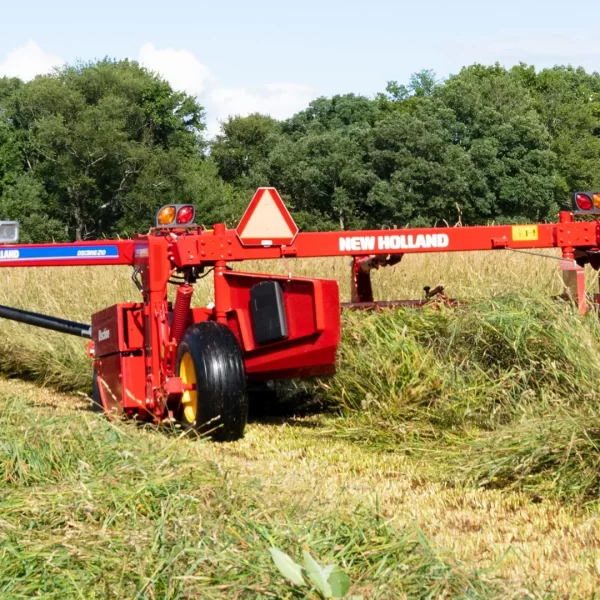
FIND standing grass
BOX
[326,293,600,431]
[0,249,582,390]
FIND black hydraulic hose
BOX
[0,304,92,338]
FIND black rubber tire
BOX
[90,369,104,413]
[175,321,248,441]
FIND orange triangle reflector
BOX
[236,188,298,246]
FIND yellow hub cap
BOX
[179,352,197,424]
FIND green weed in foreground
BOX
[0,394,502,599]
[269,547,357,598]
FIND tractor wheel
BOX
[91,369,104,413]
[176,321,248,441]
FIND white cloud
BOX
[138,43,213,96]
[1,41,316,137]
[0,41,64,81]
[443,35,600,71]
[208,83,314,135]
[137,43,315,137]
[210,83,315,119]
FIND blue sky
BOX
[1,0,598,134]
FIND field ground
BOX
[0,251,600,598]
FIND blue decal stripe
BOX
[0,245,119,261]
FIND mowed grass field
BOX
[0,251,599,598]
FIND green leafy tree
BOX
[436,64,560,222]
[268,126,376,230]
[512,64,600,201]
[119,156,245,233]
[408,69,439,97]
[367,104,477,227]
[0,173,66,242]
[211,113,281,186]
[271,96,381,229]
[0,77,22,198]
[284,94,380,135]
[2,59,213,241]
[1,60,591,240]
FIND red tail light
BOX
[176,205,195,225]
[575,193,593,211]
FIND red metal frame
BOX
[0,212,595,267]
[2,197,600,424]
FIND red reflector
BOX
[176,205,194,224]
[576,193,593,210]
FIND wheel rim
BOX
[179,352,198,423]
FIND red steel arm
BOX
[2,213,597,267]
[272,218,595,258]
[169,215,599,266]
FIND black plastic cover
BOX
[250,281,288,344]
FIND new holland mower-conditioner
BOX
[0,188,599,441]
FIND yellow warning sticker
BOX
[512,225,538,241]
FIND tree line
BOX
[1,59,600,242]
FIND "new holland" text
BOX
[339,233,450,252]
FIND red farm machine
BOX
[0,188,599,441]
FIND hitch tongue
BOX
[0,304,92,338]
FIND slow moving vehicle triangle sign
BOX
[236,188,299,246]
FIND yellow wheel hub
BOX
[179,352,197,424]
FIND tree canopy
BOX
[0,59,238,240]
[1,60,600,241]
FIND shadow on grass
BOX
[247,380,333,424]
[14,374,335,440]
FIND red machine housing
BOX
[89,261,340,421]
[222,271,340,380]
[91,303,146,418]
